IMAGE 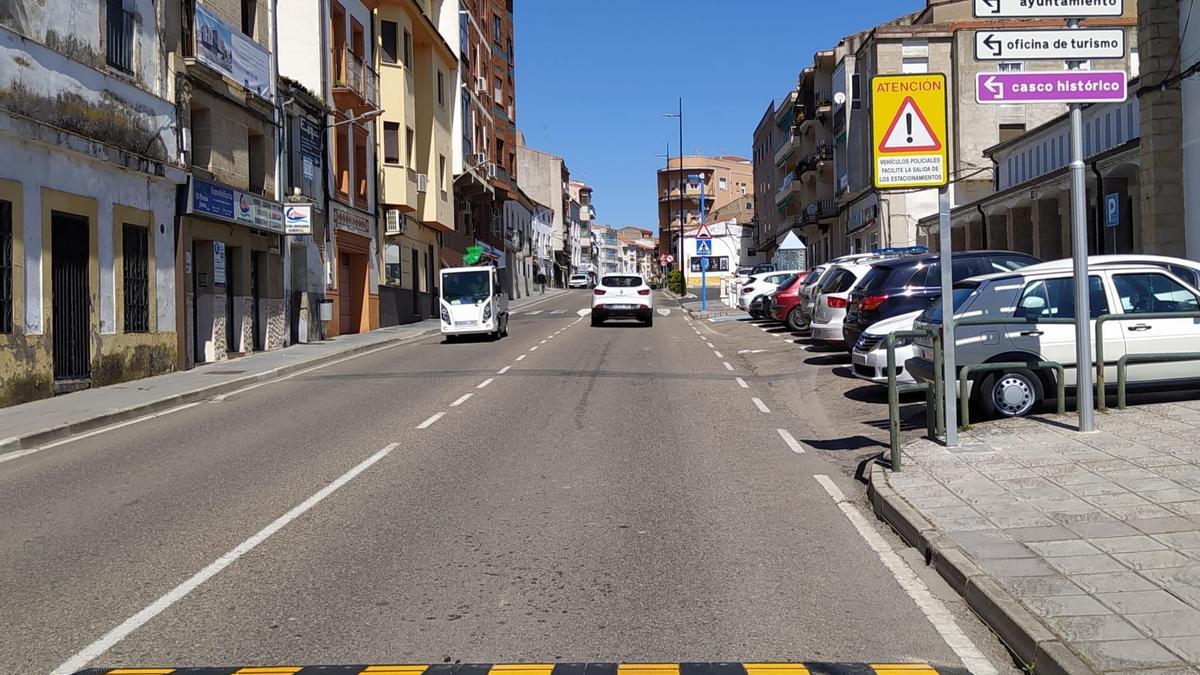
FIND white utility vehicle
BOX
[439,265,509,340]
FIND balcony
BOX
[803,198,839,224]
[773,128,802,168]
[332,49,379,114]
[659,185,715,202]
[774,171,801,206]
[801,142,833,177]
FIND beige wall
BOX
[657,155,753,232]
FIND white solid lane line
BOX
[450,393,473,407]
[735,377,749,389]
[752,397,771,413]
[417,412,446,429]
[50,442,401,675]
[776,428,805,454]
[516,354,527,361]
[713,350,724,358]
[476,378,495,389]
[0,401,204,465]
[812,475,999,675]
[497,366,511,375]
[723,362,734,371]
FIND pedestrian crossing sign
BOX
[695,239,712,256]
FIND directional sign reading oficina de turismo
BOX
[871,73,949,189]
[974,28,1125,61]
[976,70,1128,104]
[972,0,1123,18]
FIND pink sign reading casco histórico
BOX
[975,71,1128,104]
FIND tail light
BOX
[827,296,847,309]
[861,294,889,311]
[594,289,606,295]
[741,286,755,293]
[637,289,651,296]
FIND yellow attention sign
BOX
[871,73,949,189]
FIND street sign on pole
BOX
[871,73,949,189]
[695,223,713,240]
[1105,193,1121,229]
[974,28,1125,61]
[972,0,1124,18]
[976,71,1128,104]
[695,239,713,256]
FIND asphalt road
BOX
[2,291,1017,674]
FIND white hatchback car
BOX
[738,270,799,316]
[592,273,655,327]
[852,310,924,385]
[810,262,876,346]
[568,273,592,289]
[908,263,1200,418]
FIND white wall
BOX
[1,130,177,335]
[1184,0,1200,260]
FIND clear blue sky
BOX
[513,0,923,233]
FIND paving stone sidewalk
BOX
[873,404,1200,675]
[0,291,566,452]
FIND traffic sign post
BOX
[972,0,1123,18]
[694,239,713,256]
[974,28,1125,61]
[870,73,956,446]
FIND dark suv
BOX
[841,250,1041,350]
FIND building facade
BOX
[516,138,572,286]
[0,0,187,404]
[656,154,753,261]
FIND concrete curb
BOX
[868,461,1098,675]
[0,291,574,453]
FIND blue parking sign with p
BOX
[1105,193,1120,229]
[695,239,712,256]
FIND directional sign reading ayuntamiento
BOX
[973,0,1124,18]
[974,28,1126,61]
[871,73,949,190]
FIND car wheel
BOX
[786,307,805,332]
[591,314,603,327]
[644,315,654,327]
[979,369,1044,419]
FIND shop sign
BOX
[194,2,272,99]
[213,241,226,287]
[331,201,373,238]
[284,204,314,235]
[188,177,284,234]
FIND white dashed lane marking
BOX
[713,351,724,359]
[450,393,473,407]
[417,412,446,429]
[735,377,749,389]
[476,378,495,389]
[722,362,734,371]
[526,310,544,315]
[516,354,527,361]
[776,429,805,454]
[752,397,771,413]
[497,366,511,375]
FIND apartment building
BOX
[516,138,572,286]
[591,225,621,274]
[569,180,595,276]
[751,94,788,258]
[371,0,457,325]
[179,0,289,366]
[0,0,187,404]
[656,154,753,260]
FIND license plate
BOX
[457,320,478,327]
[610,304,635,309]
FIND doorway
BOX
[51,212,91,382]
[410,248,420,320]
[250,251,263,351]
[192,240,204,363]
[339,253,352,334]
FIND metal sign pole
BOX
[1067,17,1095,432]
[700,173,707,312]
[938,185,958,447]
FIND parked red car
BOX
[769,273,806,329]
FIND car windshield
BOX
[441,270,491,305]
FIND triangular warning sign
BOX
[695,223,713,240]
[879,97,942,153]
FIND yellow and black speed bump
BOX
[72,662,970,675]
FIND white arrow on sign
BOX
[972,0,1123,18]
[974,28,1126,61]
[983,75,1003,99]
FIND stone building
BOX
[177,0,287,365]
[0,0,187,405]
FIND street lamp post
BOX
[663,98,684,296]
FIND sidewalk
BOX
[0,290,566,452]
[870,404,1200,675]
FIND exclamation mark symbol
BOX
[905,113,913,144]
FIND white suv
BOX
[568,273,592,289]
[738,270,799,317]
[592,273,655,327]
[810,261,876,346]
[908,263,1200,418]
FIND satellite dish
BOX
[834,92,847,105]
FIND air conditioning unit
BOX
[474,152,488,166]
[385,208,406,234]
[475,76,487,94]
[416,173,428,193]
[486,162,498,179]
